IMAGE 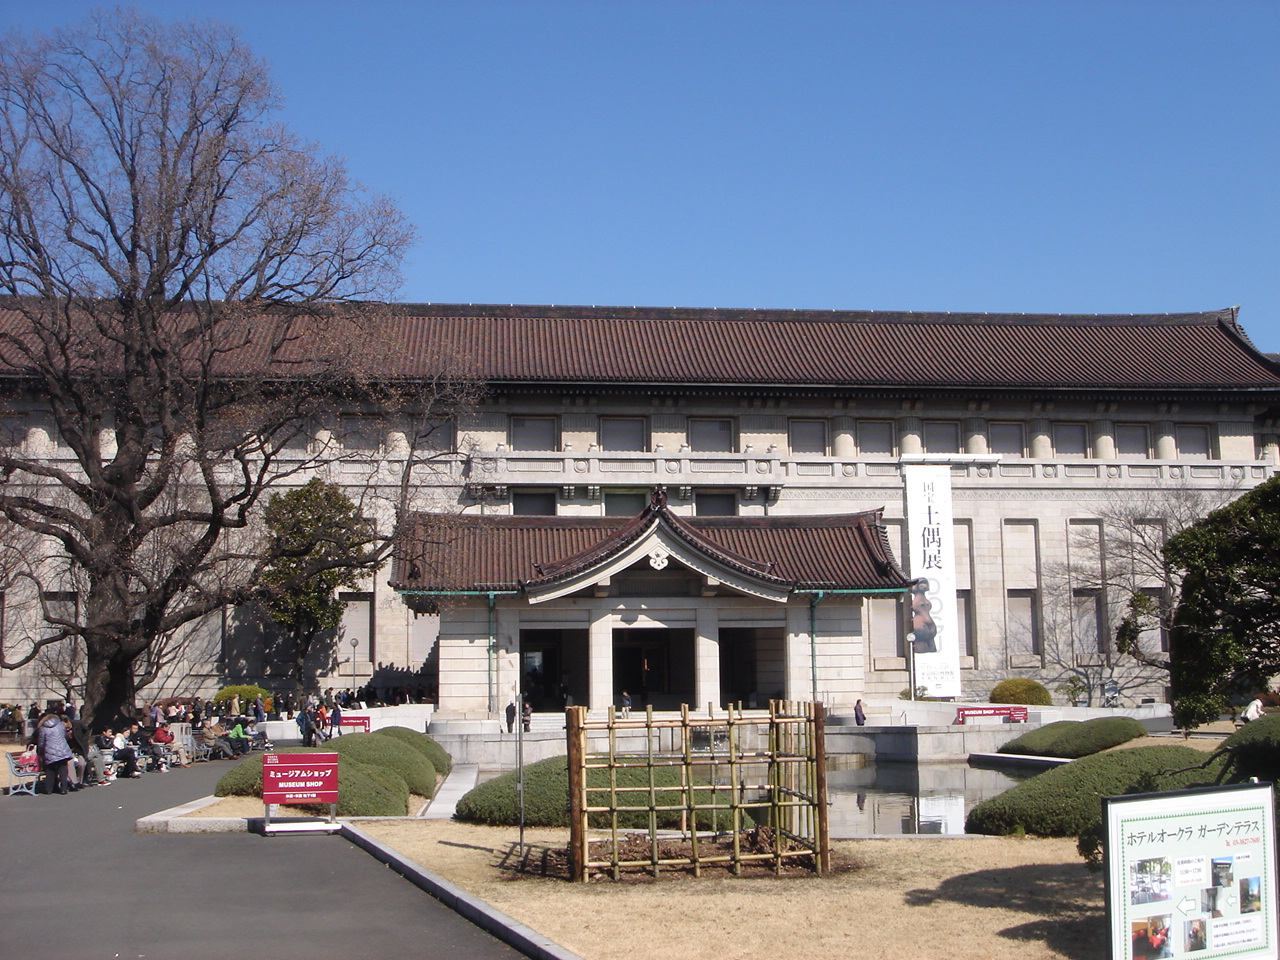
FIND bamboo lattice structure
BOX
[565,700,829,881]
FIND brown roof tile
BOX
[390,501,909,595]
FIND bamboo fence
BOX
[566,700,829,881]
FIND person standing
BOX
[521,698,532,733]
[37,713,74,794]
[505,701,517,734]
[330,701,342,738]
[620,691,631,720]
[854,699,867,726]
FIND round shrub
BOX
[213,748,409,817]
[330,731,437,797]
[455,755,749,829]
[1212,712,1280,783]
[966,744,1215,837]
[211,684,268,709]
[989,678,1052,706]
[998,720,1080,756]
[999,716,1146,759]
[374,726,452,776]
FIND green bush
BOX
[999,717,1146,759]
[966,745,1215,837]
[330,732,437,797]
[989,678,1053,706]
[213,748,409,817]
[998,720,1080,756]
[211,684,268,709]
[455,755,754,829]
[1212,712,1280,783]
[374,726,453,776]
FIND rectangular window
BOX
[510,416,557,451]
[42,590,78,637]
[869,595,905,660]
[604,491,647,516]
[339,592,375,663]
[956,589,974,659]
[1139,586,1170,653]
[1072,588,1107,656]
[600,417,646,452]
[1114,423,1150,459]
[1006,589,1040,656]
[1053,423,1089,459]
[694,491,736,516]
[789,420,827,455]
[689,419,734,453]
[512,490,557,515]
[988,422,1024,458]
[1176,424,1212,460]
[340,416,382,453]
[857,420,894,456]
[923,421,961,454]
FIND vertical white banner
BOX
[903,463,961,698]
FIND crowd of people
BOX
[8,698,276,796]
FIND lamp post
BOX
[349,637,360,697]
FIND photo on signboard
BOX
[1241,875,1262,914]
[1212,856,1234,887]
[1183,918,1208,953]
[1201,886,1225,918]
[1130,857,1173,905]
[1131,915,1173,960]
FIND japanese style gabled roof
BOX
[390,488,910,601]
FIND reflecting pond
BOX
[827,760,1038,837]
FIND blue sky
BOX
[4,1,1279,350]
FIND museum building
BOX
[4,302,1280,718]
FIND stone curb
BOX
[340,823,585,960]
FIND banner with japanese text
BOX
[903,463,961,697]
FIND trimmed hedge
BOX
[966,745,1215,837]
[374,726,453,776]
[999,717,1146,759]
[997,720,1081,756]
[211,684,267,709]
[1212,712,1280,783]
[213,748,409,817]
[455,755,753,829]
[330,732,437,797]
[989,678,1053,706]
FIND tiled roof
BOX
[2,300,1277,393]
[390,501,909,595]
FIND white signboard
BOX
[1105,782,1277,960]
[902,463,961,697]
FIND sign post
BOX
[1105,782,1277,960]
[261,752,340,834]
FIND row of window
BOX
[510,489,737,516]
[508,416,1218,460]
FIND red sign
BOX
[339,715,370,731]
[954,706,1028,724]
[262,753,339,805]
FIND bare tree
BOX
[0,11,470,723]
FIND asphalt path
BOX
[1,759,520,960]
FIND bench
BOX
[6,752,40,796]
[955,705,1028,725]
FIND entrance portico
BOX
[392,488,911,717]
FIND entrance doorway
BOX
[519,628,587,710]
[720,626,783,708]
[612,628,694,710]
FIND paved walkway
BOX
[0,761,520,960]
[424,763,480,819]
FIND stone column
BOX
[1091,420,1116,460]
[588,609,614,711]
[963,418,988,455]
[1029,419,1053,459]
[831,416,856,457]
[694,605,721,711]
[1155,421,1177,460]
[898,416,923,455]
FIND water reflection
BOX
[827,761,1035,836]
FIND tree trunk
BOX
[81,642,139,727]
